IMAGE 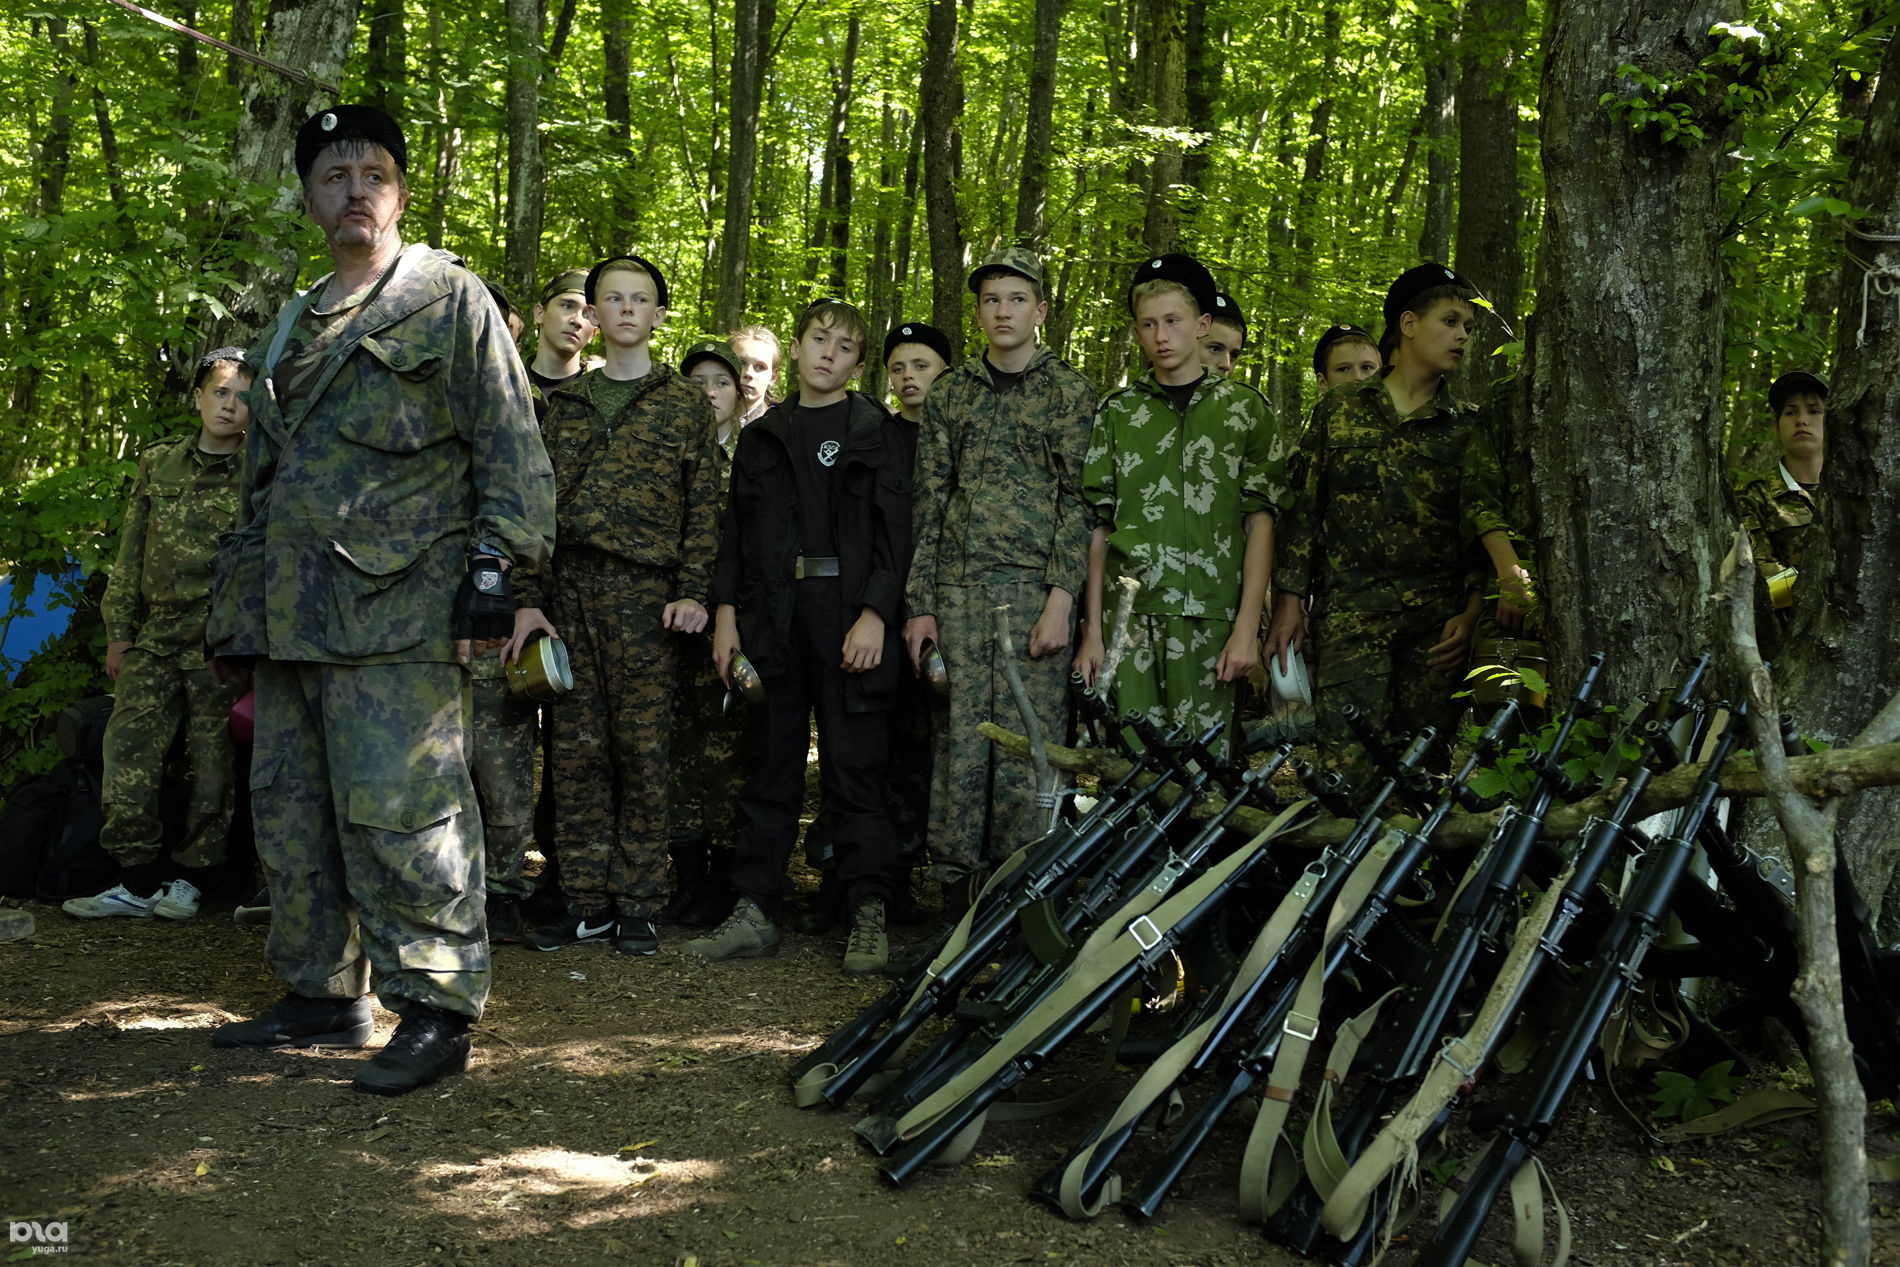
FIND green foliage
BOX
[1651,1060,1745,1123]
[1461,703,1617,805]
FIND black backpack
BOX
[0,697,117,900]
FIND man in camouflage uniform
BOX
[1268,265,1511,797]
[509,254,720,956]
[903,249,1096,912]
[65,349,251,922]
[1076,255,1288,758]
[205,105,555,1096]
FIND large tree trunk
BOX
[1139,0,1185,255]
[1013,0,1065,245]
[805,16,860,293]
[1415,12,1457,264]
[502,0,544,304]
[1453,0,1526,401]
[1525,0,1748,706]
[714,0,774,332]
[602,0,638,239]
[365,0,404,111]
[1781,27,1900,940]
[1180,0,1218,196]
[8,18,79,438]
[202,0,363,349]
[920,0,965,344]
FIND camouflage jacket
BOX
[1273,371,1497,613]
[905,346,1097,616]
[1736,461,1818,582]
[514,365,720,610]
[102,436,241,667]
[208,243,555,665]
[1083,371,1290,621]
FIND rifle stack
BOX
[786,653,1900,1264]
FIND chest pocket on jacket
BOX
[1324,424,1386,495]
[603,423,686,529]
[337,333,458,453]
[1401,433,1468,525]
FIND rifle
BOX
[1317,655,1710,1262]
[866,763,1308,1183]
[1266,652,1606,1253]
[1411,698,1746,1267]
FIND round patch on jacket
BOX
[817,440,842,467]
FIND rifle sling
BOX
[1431,1140,1574,1267]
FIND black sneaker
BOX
[233,887,272,926]
[351,1006,471,1096]
[615,916,660,956]
[212,992,374,1049]
[528,910,617,951]
[486,895,525,945]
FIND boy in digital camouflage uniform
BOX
[1735,368,1826,646]
[65,349,251,922]
[1266,264,1523,796]
[1076,254,1288,759]
[662,338,752,928]
[508,254,720,957]
[903,251,1097,919]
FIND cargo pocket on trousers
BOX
[347,772,473,901]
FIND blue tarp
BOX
[0,571,81,669]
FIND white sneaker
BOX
[62,884,159,919]
[153,879,201,920]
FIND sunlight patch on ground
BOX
[413,1146,726,1224]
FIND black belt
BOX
[794,555,841,579]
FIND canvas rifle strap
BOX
[1238,831,1405,1224]
[1322,863,1575,1244]
[889,800,1316,1164]
[1430,1140,1574,1267]
[1046,814,1340,1217]
[1301,986,1405,1206]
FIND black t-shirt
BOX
[984,355,1024,394]
[790,399,851,556]
[1161,374,1204,415]
[527,365,585,424]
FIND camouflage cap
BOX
[680,338,743,380]
[295,105,406,181]
[538,268,589,305]
[1127,252,1218,316]
[968,246,1045,293]
[1769,369,1829,412]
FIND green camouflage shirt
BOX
[1736,462,1818,583]
[1273,372,1497,613]
[1083,371,1290,621]
[905,346,1098,616]
[102,436,241,667]
[515,364,721,610]
[208,243,555,665]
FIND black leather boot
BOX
[351,1005,472,1096]
[212,992,374,1050]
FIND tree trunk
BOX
[1415,11,1457,264]
[714,0,774,333]
[202,0,363,349]
[1781,26,1900,941]
[602,0,638,238]
[502,0,544,304]
[1525,0,1749,706]
[365,0,404,111]
[1454,0,1526,401]
[1180,0,1218,195]
[1139,0,1184,255]
[8,18,78,431]
[806,16,860,293]
[1013,0,1064,245]
[921,0,966,344]
[228,0,255,85]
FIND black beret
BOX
[1381,263,1486,336]
[1769,369,1829,413]
[585,254,670,309]
[883,321,954,366]
[1312,323,1375,375]
[680,338,743,380]
[1210,292,1248,343]
[1127,252,1219,316]
[295,105,407,181]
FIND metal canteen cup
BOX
[921,639,950,698]
[505,634,574,701]
[724,651,767,715]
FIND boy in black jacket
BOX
[688,299,914,973]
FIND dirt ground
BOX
[3,878,1897,1267]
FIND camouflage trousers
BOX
[667,631,747,846]
[467,673,539,899]
[1113,613,1241,760]
[250,659,488,1021]
[927,579,1071,882]
[1310,605,1465,798]
[547,554,677,919]
[100,648,241,868]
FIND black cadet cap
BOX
[585,253,670,309]
[681,338,743,380]
[883,321,954,366]
[1769,369,1829,412]
[1381,262,1490,335]
[1312,323,1375,374]
[479,275,517,322]
[1210,292,1248,343]
[296,105,407,181]
[539,268,589,305]
[1127,253,1218,316]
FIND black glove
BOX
[452,554,515,641]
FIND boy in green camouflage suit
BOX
[1734,369,1826,650]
